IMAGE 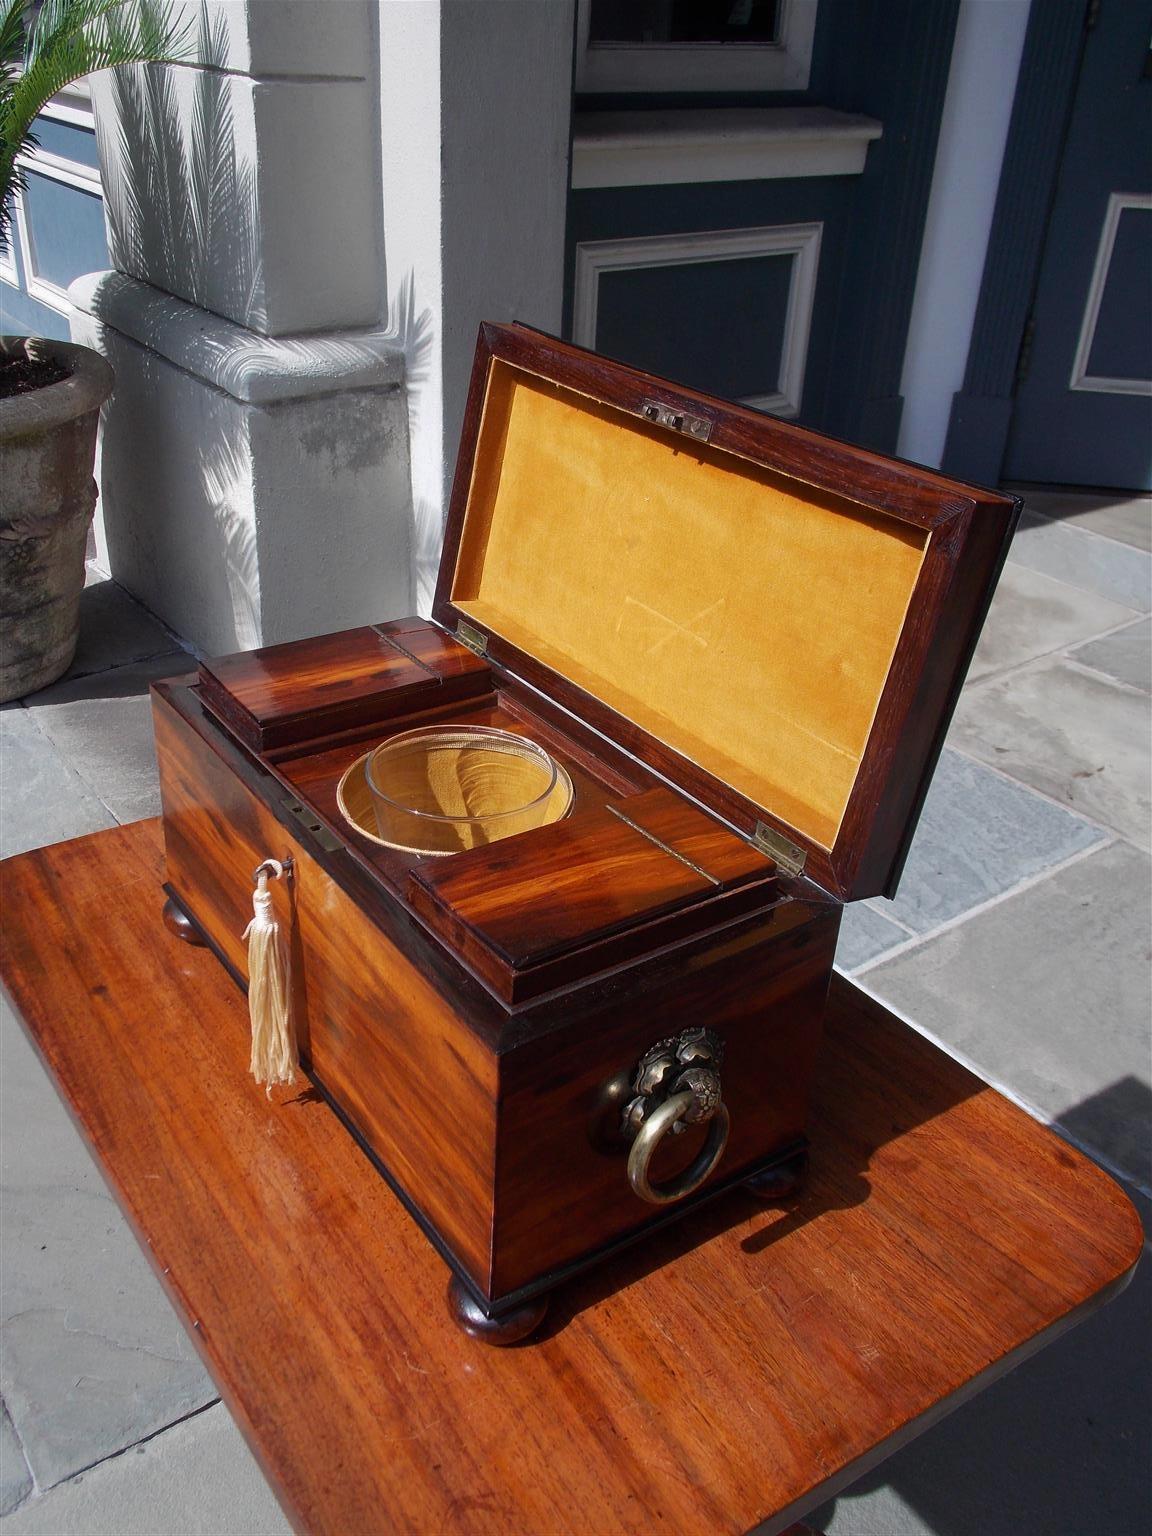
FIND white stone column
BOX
[72,0,413,652]
[377,0,575,609]
[70,271,410,651]
[896,0,1031,470]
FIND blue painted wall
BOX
[595,251,791,400]
[566,0,961,453]
[568,175,855,425]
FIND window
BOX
[588,1,782,46]
[576,0,817,93]
[2,84,106,316]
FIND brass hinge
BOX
[455,619,489,656]
[751,821,807,877]
[636,398,713,443]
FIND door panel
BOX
[1074,196,1151,388]
[1004,0,1152,489]
[567,177,852,430]
[571,218,821,416]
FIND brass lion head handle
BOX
[621,1028,729,1205]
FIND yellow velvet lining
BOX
[452,364,928,849]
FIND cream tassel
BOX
[243,860,297,1093]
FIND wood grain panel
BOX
[0,819,1140,1536]
[490,896,839,1298]
[153,683,813,1301]
[199,617,492,751]
[152,686,499,1289]
[409,787,779,1001]
[272,686,654,900]
[616,786,778,883]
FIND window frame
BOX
[575,0,818,94]
[5,84,104,314]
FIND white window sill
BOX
[571,107,883,190]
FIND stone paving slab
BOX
[1007,509,1151,611]
[949,658,1151,850]
[870,747,1107,936]
[60,579,182,687]
[22,655,193,827]
[0,1003,217,1498]
[862,840,1152,1188]
[1017,488,1152,553]
[0,709,115,861]
[835,903,910,972]
[0,1404,289,1536]
[0,1406,32,1519]
[967,562,1139,683]
[1071,616,1151,693]
[807,1188,1151,1536]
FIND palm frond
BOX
[0,0,29,248]
[0,0,25,78]
[0,0,192,239]
[0,0,28,149]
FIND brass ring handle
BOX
[627,1090,730,1205]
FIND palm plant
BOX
[0,0,190,249]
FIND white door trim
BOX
[572,222,823,417]
[1069,191,1152,397]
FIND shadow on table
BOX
[800,1076,1150,1536]
[542,979,984,1340]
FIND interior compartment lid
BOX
[197,619,490,751]
[434,324,1018,902]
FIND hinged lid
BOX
[433,325,1019,902]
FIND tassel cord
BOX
[243,861,297,1094]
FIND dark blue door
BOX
[1003,0,1152,490]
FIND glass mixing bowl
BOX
[362,724,572,855]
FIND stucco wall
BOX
[378,0,574,609]
[76,0,415,651]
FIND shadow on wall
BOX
[104,8,262,330]
[93,5,422,646]
[387,270,440,613]
[94,7,261,648]
[92,331,260,650]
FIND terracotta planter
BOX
[0,336,115,702]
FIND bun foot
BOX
[163,897,206,947]
[447,1277,548,1346]
[746,1148,809,1202]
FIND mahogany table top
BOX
[0,820,1140,1536]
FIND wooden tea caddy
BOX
[152,323,1019,1344]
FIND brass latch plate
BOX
[283,798,343,853]
[636,399,712,443]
